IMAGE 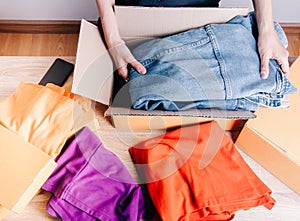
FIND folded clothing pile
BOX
[129,121,276,220]
[128,12,296,111]
[43,127,146,221]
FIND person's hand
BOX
[108,41,147,80]
[257,29,290,79]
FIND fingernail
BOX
[260,71,268,79]
[139,68,147,75]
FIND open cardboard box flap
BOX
[236,57,300,194]
[115,6,249,38]
[72,6,255,130]
[0,125,56,215]
[72,19,114,106]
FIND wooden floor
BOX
[286,35,300,56]
[0,33,79,56]
[0,32,299,56]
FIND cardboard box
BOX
[72,6,255,131]
[236,57,300,194]
[0,125,56,216]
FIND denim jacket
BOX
[128,12,297,111]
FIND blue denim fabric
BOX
[128,12,297,111]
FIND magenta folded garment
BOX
[43,127,146,221]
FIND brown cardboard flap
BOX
[242,57,300,163]
[0,125,56,213]
[236,124,300,194]
[235,57,300,194]
[115,6,249,38]
[72,19,113,106]
[105,106,255,119]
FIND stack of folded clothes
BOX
[129,121,276,220]
[128,12,297,111]
[42,127,146,221]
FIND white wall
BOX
[0,0,299,22]
[272,0,300,22]
[0,0,99,20]
[220,0,300,23]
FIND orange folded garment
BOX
[0,82,95,158]
[129,121,275,221]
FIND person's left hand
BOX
[257,29,290,79]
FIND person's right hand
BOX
[257,28,290,79]
[108,41,147,80]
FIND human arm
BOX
[252,0,290,79]
[95,0,146,79]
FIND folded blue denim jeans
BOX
[128,12,297,111]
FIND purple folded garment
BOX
[43,127,146,221]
